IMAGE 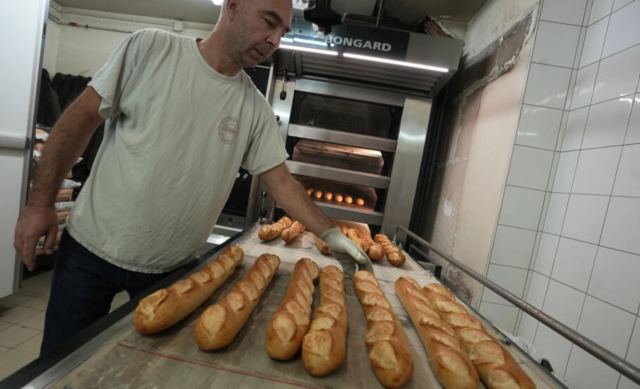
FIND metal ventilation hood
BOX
[274,18,463,97]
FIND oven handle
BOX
[395,225,640,386]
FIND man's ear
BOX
[225,0,242,22]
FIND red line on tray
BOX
[116,343,322,389]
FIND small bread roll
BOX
[345,196,353,204]
[340,226,348,235]
[335,194,343,203]
[314,190,323,199]
[324,192,333,201]
[306,188,314,195]
[356,198,364,206]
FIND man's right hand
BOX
[14,205,59,271]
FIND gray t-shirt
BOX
[66,29,288,273]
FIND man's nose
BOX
[267,31,281,49]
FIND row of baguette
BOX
[134,245,535,389]
[259,216,406,267]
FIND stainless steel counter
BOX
[19,228,567,389]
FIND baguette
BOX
[259,217,292,241]
[134,246,244,335]
[314,236,331,255]
[347,228,367,251]
[353,271,414,388]
[281,221,305,244]
[360,231,385,261]
[195,253,280,350]
[302,265,348,377]
[266,258,319,360]
[374,234,406,267]
[395,277,479,389]
[421,283,536,389]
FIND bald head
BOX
[214,0,293,68]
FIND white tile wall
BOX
[601,197,640,255]
[490,225,536,269]
[571,62,599,109]
[534,233,560,276]
[524,63,572,109]
[619,318,640,389]
[602,0,640,58]
[580,17,609,67]
[562,107,589,150]
[613,144,640,196]
[578,296,636,356]
[540,0,589,25]
[478,302,519,333]
[565,348,621,389]
[592,45,640,104]
[552,151,579,193]
[526,272,550,309]
[589,0,615,24]
[589,247,640,312]
[507,146,555,191]
[562,194,610,243]
[552,238,598,291]
[613,0,635,12]
[499,186,546,230]
[516,105,563,150]
[625,94,640,144]
[517,312,539,342]
[534,324,573,375]
[533,22,582,68]
[482,264,528,305]
[572,147,623,194]
[583,98,634,148]
[543,280,586,329]
[543,193,569,234]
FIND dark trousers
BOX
[41,230,173,355]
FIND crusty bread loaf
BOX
[360,231,385,261]
[352,271,414,388]
[347,228,367,251]
[374,234,406,267]
[314,236,331,255]
[266,258,319,360]
[259,217,292,241]
[195,253,280,350]
[134,246,244,335]
[281,221,305,244]
[395,277,479,389]
[302,265,348,377]
[421,283,536,389]
[340,226,348,235]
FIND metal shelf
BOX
[276,201,383,225]
[285,160,390,189]
[288,124,397,153]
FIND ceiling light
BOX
[281,37,293,43]
[279,44,338,56]
[212,0,223,6]
[343,53,448,73]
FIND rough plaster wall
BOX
[422,1,539,307]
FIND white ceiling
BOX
[54,0,487,25]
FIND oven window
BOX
[292,140,386,175]
[294,175,386,213]
[290,92,401,140]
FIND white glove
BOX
[321,228,373,277]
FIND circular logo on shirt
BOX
[219,117,239,145]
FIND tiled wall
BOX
[480,0,640,387]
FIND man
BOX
[14,0,371,354]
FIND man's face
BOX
[230,0,293,68]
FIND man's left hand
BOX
[321,228,374,277]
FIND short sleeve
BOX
[88,30,147,119]
[241,99,289,175]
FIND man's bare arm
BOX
[14,87,105,270]
[259,163,334,236]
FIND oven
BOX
[246,17,463,243]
